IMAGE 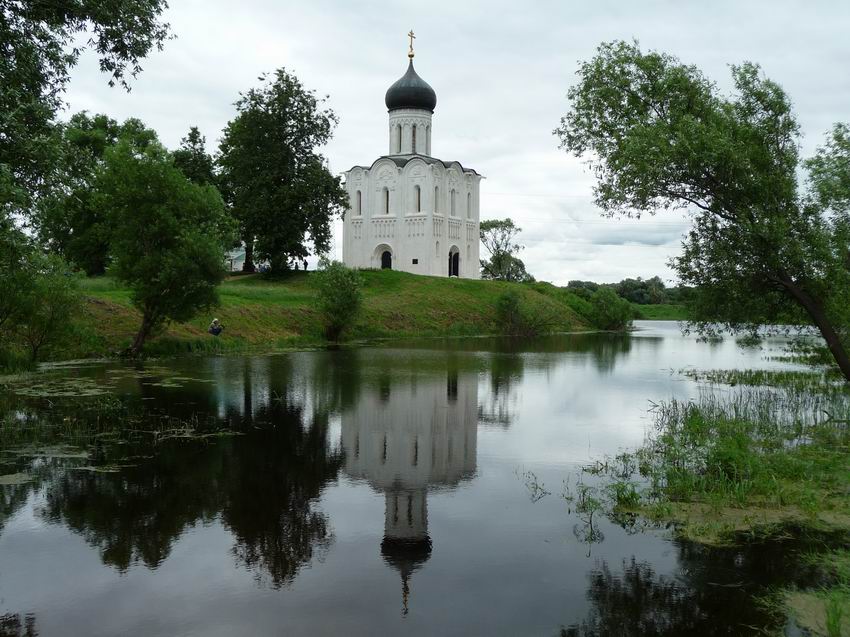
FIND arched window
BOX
[436,240,440,257]
[434,186,439,213]
[356,190,362,215]
[412,125,417,154]
[467,192,472,218]
[383,187,389,214]
[451,189,456,216]
[414,185,421,212]
[396,124,402,153]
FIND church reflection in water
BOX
[340,367,478,614]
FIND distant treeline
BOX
[567,277,691,306]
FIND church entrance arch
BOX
[448,246,460,277]
[373,244,393,270]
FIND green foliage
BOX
[556,40,850,381]
[479,218,534,282]
[495,289,558,336]
[0,216,31,336]
[312,259,362,341]
[14,252,82,361]
[495,290,523,333]
[218,69,347,273]
[172,127,216,186]
[95,140,236,354]
[589,287,633,331]
[34,113,159,274]
[632,304,687,321]
[0,220,82,366]
[614,276,665,304]
[0,0,170,217]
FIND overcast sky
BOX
[64,0,850,284]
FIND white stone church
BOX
[342,36,482,278]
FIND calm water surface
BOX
[0,322,820,635]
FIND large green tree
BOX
[95,140,235,355]
[217,69,347,273]
[556,40,850,381]
[479,218,534,282]
[35,113,158,274]
[172,126,216,186]
[1,0,170,217]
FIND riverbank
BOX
[66,270,592,359]
[575,368,850,635]
[632,303,688,320]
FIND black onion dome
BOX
[385,60,437,112]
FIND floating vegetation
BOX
[0,472,34,485]
[11,378,110,398]
[6,445,90,460]
[518,469,551,502]
[682,368,846,393]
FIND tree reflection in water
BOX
[0,613,37,637]
[561,529,833,636]
[41,384,343,588]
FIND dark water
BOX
[0,322,827,636]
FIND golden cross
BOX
[407,30,416,58]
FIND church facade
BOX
[342,37,482,278]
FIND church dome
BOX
[385,60,437,113]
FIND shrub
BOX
[589,287,634,331]
[313,258,362,341]
[14,252,82,361]
[495,289,558,336]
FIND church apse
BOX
[340,366,479,614]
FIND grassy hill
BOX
[71,270,592,357]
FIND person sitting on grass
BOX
[208,318,224,336]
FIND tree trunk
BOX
[129,312,154,357]
[242,237,256,273]
[781,276,850,382]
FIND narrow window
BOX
[356,190,362,215]
[383,187,389,214]
[412,125,417,154]
[415,185,421,212]
[434,186,439,213]
[467,192,472,218]
[451,189,456,216]
[396,124,402,153]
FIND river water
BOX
[0,322,824,636]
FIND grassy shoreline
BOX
[569,368,850,635]
[57,270,593,361]
[632,303,688,320]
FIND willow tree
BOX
[97,141,235,355]
[556,40,850,381]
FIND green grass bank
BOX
[70,270,592,358]
[632,303,688,320]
